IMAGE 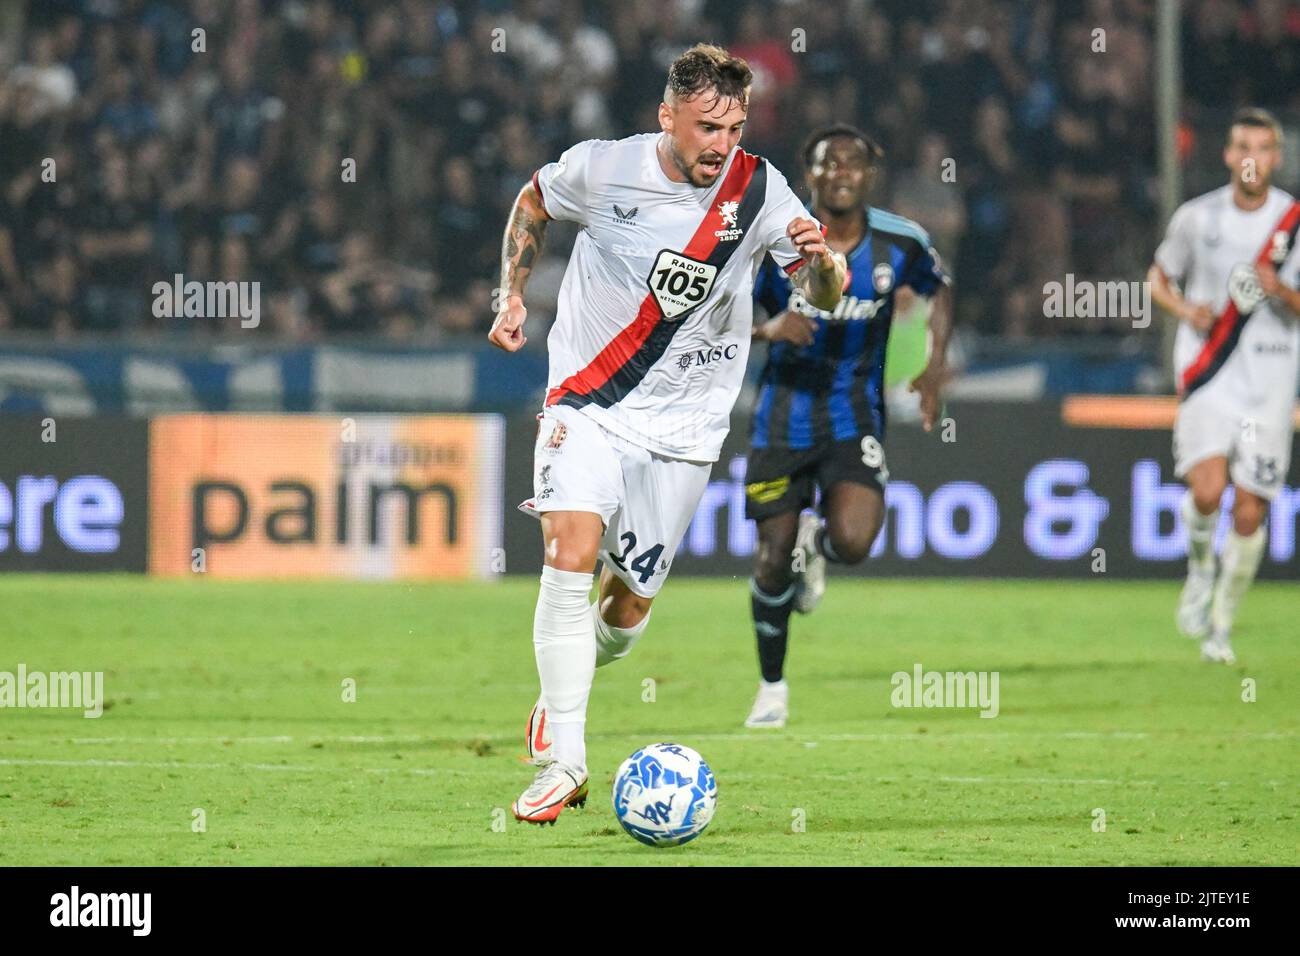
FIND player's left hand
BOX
[909,363,950,433]
[787,217,830,268]
[759,309,819,346]
[1256,262,1281,296]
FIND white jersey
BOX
[533,132,815,462]
[1154,184,1300,422]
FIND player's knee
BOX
[826,515,881,565]
[544,542,598,573]
[1233,496,1267,535]
[1190,479,1226,516]
[540,512,603,572]
[826,527,873,565]
[541,521,601,571]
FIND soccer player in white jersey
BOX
[1148,108,1300,664]
[487,44,847,824]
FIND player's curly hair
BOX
[664,44,752,110]
[801,124,885,170]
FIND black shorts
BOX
[744,435,888,522]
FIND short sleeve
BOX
[752,254,791,318]
[901,239,949,296]
[758,162,821,275]
[1154,202,1196,285]
[1275,231,1300,317]
[1279,213,1300,287]
[532,140,597,225]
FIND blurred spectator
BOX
[9,30,77,119]
[892,132,966,267]
[730,3,800,149]
[0,0,1296,341]
[77,149,152,331]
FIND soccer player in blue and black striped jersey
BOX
[743,124,953,728]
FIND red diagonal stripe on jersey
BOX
[531,170,550,217]
[1181,301,1242,395]
[545,152,760,407]
[1180,200,1300,395]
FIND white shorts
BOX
[518,405,712,597]
[1173,390,1294,501]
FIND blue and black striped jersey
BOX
[750,206,947,449]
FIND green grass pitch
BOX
[1,574,1295,866]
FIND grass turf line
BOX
[0,575,1295,865]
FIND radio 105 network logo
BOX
[148,414,503,579]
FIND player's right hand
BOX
[1180,301,1215,333]
[1255,261,1281,296]
[488,294,528,351]
[787,217,830,266]
[759,310,818,346]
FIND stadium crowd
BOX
[0,0,1297,341]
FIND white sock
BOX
[593,603,650,667]
[550,721,586,773]
[1211,527,1266,635]
[533,566,595,771]
[1182,491,1218,575]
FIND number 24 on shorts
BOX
[606,532,665,585]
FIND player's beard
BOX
[669,137,726,187]
[1236,170,1271,197]
[819,185,862,215]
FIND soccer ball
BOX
[611,742,718,847]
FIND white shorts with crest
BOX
[519,404,711,597]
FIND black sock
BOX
[750,578,795,683]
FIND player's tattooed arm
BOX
[786,216,846,313]
[1147,263,1214,333]
[489,182,552,352]
[909,282,954,433]
[793,254,847,313]
[501,182,551,299]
